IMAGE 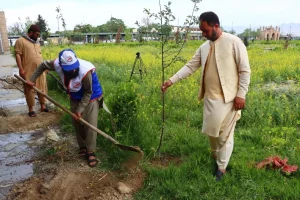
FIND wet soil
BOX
[5,135,146,200]
[0,61,147,200]
[0,112,62,134]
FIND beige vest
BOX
[198,33,239,103]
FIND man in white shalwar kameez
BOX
[161,11,251,181]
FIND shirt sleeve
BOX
[14,39,23,56]
[233,38,251,99]
[169,47,202,84]
[30,60,55,82]
[76,72,93,113]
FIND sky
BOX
[1,0,300,34]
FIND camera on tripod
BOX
[129,52,146,81]
[136,52,140,59]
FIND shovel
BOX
[15,74,142,153]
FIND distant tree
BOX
[8,16,36,35]
[228,29,236,35]
[8,22,23,35]
[115,27,123,43]
[239,28,260,40]
[73,24,93,33]
[243,36,249,47]
[141,17,151,28]
[55,6,66,32]
[23,17,34,33]
[8,17,34,35]
[94,24,107,33]
[253,29,261,39]
[55,6,68,44]
[239,28,251,37]
[35,14,50,40]
[105,17,126,32]
[124,28,133,41]
[69,33,85,42]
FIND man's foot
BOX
[78,147,87,159]
[216,169,225,182]
[87,152,98,168]
[41,107,49,112]
[41,104,49,112]
[28,111,36,117]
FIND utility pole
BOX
[56,15,60,32]
[55,6,61,32]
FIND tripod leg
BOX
[141,59,146,74]
[138,59,142,79]
[130,58,138,81]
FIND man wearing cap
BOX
[27,49,103,168]
[15,24,48,117]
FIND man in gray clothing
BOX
[27,49,104,168]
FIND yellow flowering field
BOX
[43,40,300,199]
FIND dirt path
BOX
[7,156,145,200]
[0,111,62,134]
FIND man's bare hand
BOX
[19,69,26,79]
[72,112,82,121]
[161,80,173,93]
[233,97,246,110]
[26,80,35,87]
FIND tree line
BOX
[7,10,261,42]
[7,13,129,41]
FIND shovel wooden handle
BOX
[14,74,119,144]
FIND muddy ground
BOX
[0,60,146,200]
[4,132,146,200]
[1,126,146,200]
[0,56,181,200]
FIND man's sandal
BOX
[87,152,98,168]
[42,108,49,112]
[28,111,36,117]
[78,147,87,159]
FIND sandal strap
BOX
[88,158,97,163]
[78,147,87,153]
[87,152,96,157]
[28,111,36,117]
[88,158,98,167]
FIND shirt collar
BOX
[209,32,223,46]
[22,34,39,44]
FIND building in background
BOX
[0,11,10,54]
[258,26,280,40]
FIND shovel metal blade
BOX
[115,144,142,153]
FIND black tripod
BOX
[129,52,146,81]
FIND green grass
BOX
[43,40,300,199]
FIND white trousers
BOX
[208,117,236,170]
[202,97,240,170]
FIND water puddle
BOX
[0,130,45,199]
[0,78,28,116]
[0,59,57,199]
[0,98,27,107]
